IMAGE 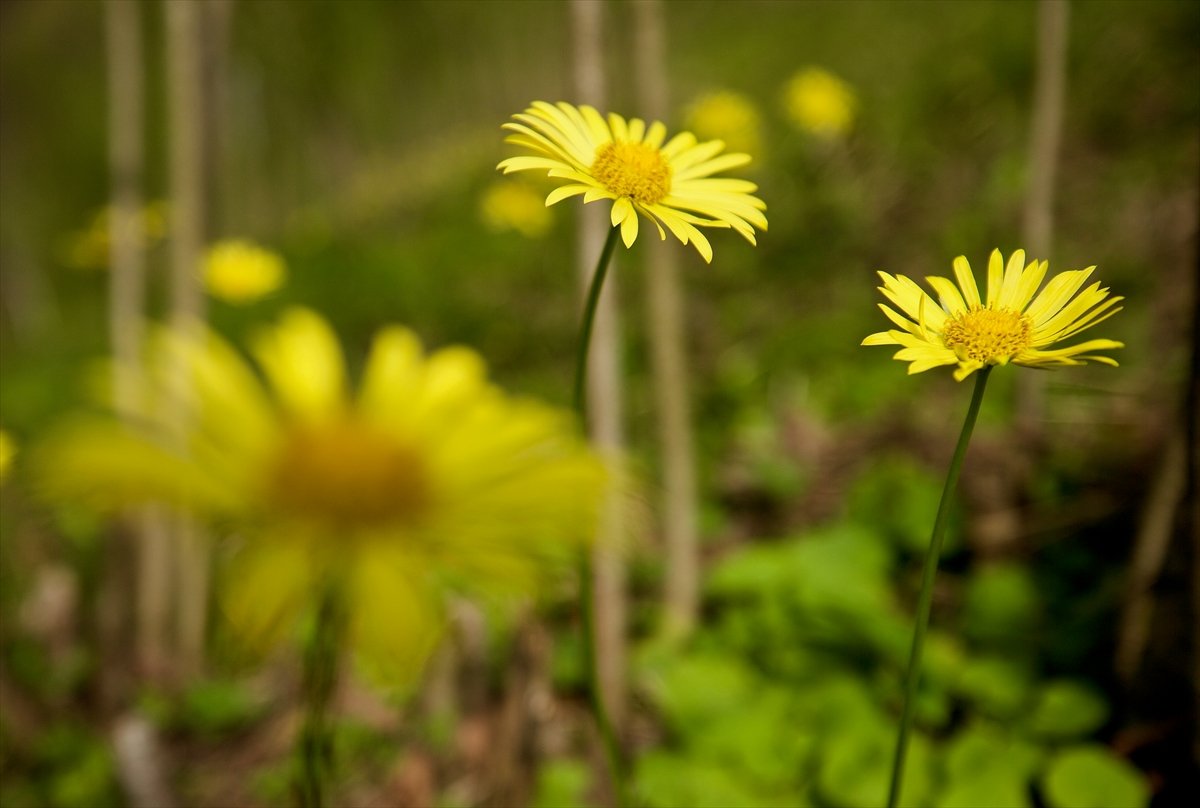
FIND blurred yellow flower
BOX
[783,67,857,139]
[63,202,167,271]
[863,249,1124,381]
[480,180,553,238]
[38,309,605,677]
[684,90,763,158]
[203,239,286,304]
[0,430,15,483]
[498,101,767,262]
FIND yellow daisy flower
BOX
[783,67,857,139]
[38,309,605,677]
[863,249,1124,381]
[203,239,286,303]
[684,90,763,158]
[0,429,15,483]
[497,101,767,263]
[479,180,553,238]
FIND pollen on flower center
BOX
[590,141,672,205]
[941,308,1033,364]
[266,422,431,527]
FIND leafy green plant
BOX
[633,514,1150,808]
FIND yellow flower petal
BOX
[252,308,347,421]
[952,256,982,309]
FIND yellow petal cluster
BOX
[498,101,767,262]
[203,239,286,304]
[863,249,1123,381]
[37,309,606,678]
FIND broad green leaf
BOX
[635,752,783,808]
[642,652,758,730]
[816,724,934,808]
[1041,745,1149,808]
[937,721,1043,807]
[962,564,1041,649]
[845,454,950,555]
[1027,680,1108,740]
[532,759,594,808]
[954,655,1033,718]
[693,690,817,790]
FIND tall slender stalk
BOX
[1018,0,1070,432]
[887,367,992,808]
[165,0,209,679]
[633,0,701,641]
[105,0,170,684]
[573,224,628,807]
[295,580,345,808]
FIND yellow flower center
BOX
[591,141,672,205]
[941,307,1033,364]
[266,422,431,528]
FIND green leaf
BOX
[937,772,1031,808]
[1041,745,1149,808]
[816,724,934,808]
[635,751,782,808]
[937,722,1043,808]
[692,690,817,790]
[845,454,948,555]
[532,759,594,808]
[1027,681,1109,740]
[943,722,1043,780]
[954,655,1033,718]
[642,652,758,730]
[962,564,1041,650]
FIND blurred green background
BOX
[1,1,1196,806]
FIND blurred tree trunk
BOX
[165,0,209,680]
[569,0,628,734]
[106,0,172,684]
[203,0,235,237]
[633,0,701,641]
[1018,0,1069,431]
[1187,240,1200,767]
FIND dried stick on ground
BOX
[1018,0,1070,431]
[633,0,701,641]
[165,0,209,679]
[569,0,629,736]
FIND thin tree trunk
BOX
[1018,0,1069,431]
[633,0,701,641]
[1185,223,1200,766]
[165,0,209,680]
[203,0,234,236]
[569,0,627,733]
[107,0,172,683]
[1115,437,1186,683]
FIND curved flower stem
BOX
[296,579,345,808]
[572,224,629,807]
[573,225,622,421]
[887,367,991,808]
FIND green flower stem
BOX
[887,366,992,808]
[296,579,345,808]
[572,224,629,807]
[573,225,622,421]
